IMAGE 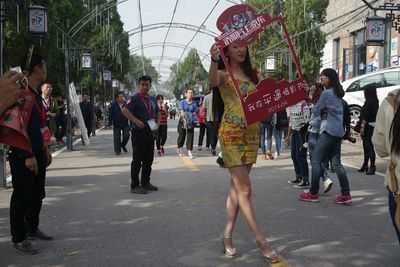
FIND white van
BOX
[342,66,400,126]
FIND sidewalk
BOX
[0,122,398,266]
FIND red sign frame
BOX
[215,4,306,125]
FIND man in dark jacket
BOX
[79,94,93,141]
[109,92,130,155]
[9,54,53,255]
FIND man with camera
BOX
[8,54,53,255]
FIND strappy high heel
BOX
[256,239,279,263]
[221,236,236,257]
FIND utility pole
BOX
[64,33,73,151]
[0,0,6,188]
[90,60,96,137]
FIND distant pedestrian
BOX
[9,54,53,255]
[299,68,352,204]
[358,83,379,175]
[109,92,130,155]
[177,88,198,159]
[55,96,66,143]
[79,95,93,141]
[202,87,218,156]
[272,109,288,158]
[372,89,400,245]
[197,98,209,151]
[122,75,160,194]
[259,115,274,160]
[40,82,59,136]
[156,94,168,156]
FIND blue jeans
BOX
[308,132,328,182]
[291,129,308,180]
[310,132,350,195]
[388,190,400,245]
[273,128,283,156]
[260,123,273,154]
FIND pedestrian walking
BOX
[122,75,160,194]
[9,54,53,255]
[40,82,59,137]
[55,96,66,143]
[372,88,400,245]
[177,88,198,159]
[259,115,274,159]
[286,100,311,188]
[209,42,279,263]
[357,83,379,175]
[272,109,288,158]
[197,98,209,151]
[202,87,218,156]
[79,95,93,141]
[299,68,352,204]
[109,91,130,155]
[156,94,168,156]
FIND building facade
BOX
[321,0,399,81]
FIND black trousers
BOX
[362,126,376,167]
[55,118,66,141]
[177,125,194,151]
[198,124,209,147]
[206,121,218,150]
[9,149,46,243]
[156,124,168,150]
[130,129,155,188]
[113,125,130,153]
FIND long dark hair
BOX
[320,68,344,98]
[363,83,379,103]
[212,46,258,124]
[390,90,400,155]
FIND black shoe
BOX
[13,240,38,254]
[288,178,302,184]
[366,166,376,175]
[115,152,121,155]
[216,156,225,168]
[130,186,148,194]
[122,145,127,153]
[211,149,216,156]
[294,180,310,189]
[142,183,158,191]
[27,229,53,241]
[357,165,368,172]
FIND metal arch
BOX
[130,42,211,60]
[159,0,180,74]
[138,0,146,75]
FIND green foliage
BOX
[128,54,160,85]
[248,0,328,83]
[169,49,208,99]
[2,0,131,100]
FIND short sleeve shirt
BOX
[125,93,159,130]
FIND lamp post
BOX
[81,52,96,137]
[27,5,49,37]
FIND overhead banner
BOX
[215,4,306,125]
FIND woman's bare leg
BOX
[223,179,239,247]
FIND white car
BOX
[341,66,400,126]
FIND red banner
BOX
[215,4,306,125]
[0,89,34,153]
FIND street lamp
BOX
[80,52,96,136]
[27,5,49,37]
[365,15,386,46]
[81,52,92,70]
[265,56,276,72]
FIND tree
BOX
[169,49,208,99]
[128,54,160,85]
[248,0,328,83]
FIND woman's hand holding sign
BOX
[210,42,221,62]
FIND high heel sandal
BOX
[221,236,236,257]
[256,239,279,263]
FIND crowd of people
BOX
[1,45,399,260]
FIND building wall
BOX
[321,0,400,81]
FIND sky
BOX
[117,0,242,82]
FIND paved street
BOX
[0,119,399,267]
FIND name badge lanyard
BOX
[141,96,152,118]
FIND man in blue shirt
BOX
[122,75,160,194]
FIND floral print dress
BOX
[219,79,260,167]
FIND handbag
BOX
[389,160,400,229]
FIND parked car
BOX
[342,66,400,126]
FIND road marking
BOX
[178,151,199,172]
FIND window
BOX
[383,71,400,86]
[346,81,359,92]
[359,75,381,89]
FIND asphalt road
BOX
[0,119,399,267]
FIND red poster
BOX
[215,4,306,125]
[0,89,34,153]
